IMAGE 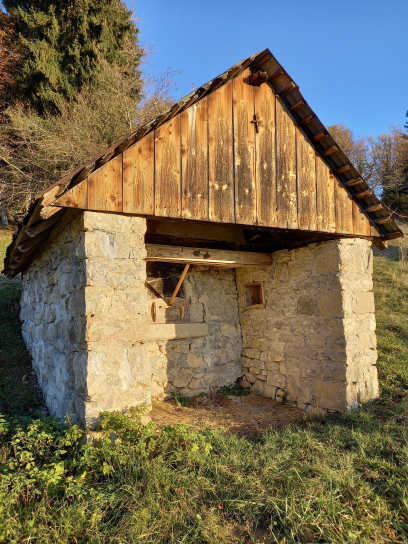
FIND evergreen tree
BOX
[3,0,143,113]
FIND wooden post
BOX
[168,264,190,306]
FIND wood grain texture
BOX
[208,80,234,223]
[55,179,88,209]
[334,178,354,234]
[352,199,371,236]
[296,128,317,231]
[254,82,277,226]
[233,69,256,224]
[88,155,122,212]
[145,244,273,266]
[315,157,335,232]
[123,132,154,214]
[276,98,297,228]
[155,116,181,218]
[180,99,208,220]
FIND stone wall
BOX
[81,212,151,426]
[21,211,377,425]
[236,238,378,412]
[147,266,242,399]
[21,211,242,425]
[20,213,87,422]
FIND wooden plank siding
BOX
[208,80,234,222]
[54,74,377,239]
[88,155,122,212]
[276,98,297,229]
[155,116,181,218]
[180,99,208,220]
[296,128,316,231]
[123,132,154,214]
[254,82,277,226]
[233,69,256,225]
[315,156,335,232]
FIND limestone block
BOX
[296,295,319,316]
[187,352,205,369]
[172,370,192,388]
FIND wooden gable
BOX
[55,68,377,237]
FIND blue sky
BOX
[127,0,407,140]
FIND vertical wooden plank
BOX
[315,156,335,232]
[334,178,354,234]
[123,132,154,214]
[180,99,208,220]
[88,155,122,212]
[233,69,256,224]
[255,82,277,227]
[352,199,371,236]
[296,129,317,231]
[208,80,234,223]
[56,179,88,209]
[276,98,297,229]
[155,116,181,218]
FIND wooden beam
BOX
[313,132,328,142]
[25,214,61,238]
[168,264,190,306]
[301,114,315,126]
[344,178,363,187]
[336,164,351,175]
[145,244,274,267]
[375,216,392,225]
[355,189,371,199]
[290,100,304,111]
[246,70,268,86]
[323,145,338,157]
[383,231,403,241]
[366,204,383,213]
[279,84,299,98]
[270,69,284,81]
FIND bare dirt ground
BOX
[150,393,305,435]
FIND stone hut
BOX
[4,49,402,426]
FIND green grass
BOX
[1,242,408,542]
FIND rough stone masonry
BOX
[20,211,378,426]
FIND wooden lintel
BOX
[145,244,274,267]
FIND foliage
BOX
[0,10,21,117]
[328,124,408,216]
[0,53,173,213]
[2,0,142,114]
[1,249,408,542]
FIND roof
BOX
[3,48,403,276]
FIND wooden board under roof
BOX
[52,70,379,238]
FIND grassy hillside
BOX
[1,231,408,542]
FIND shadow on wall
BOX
[145,261,243,403]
